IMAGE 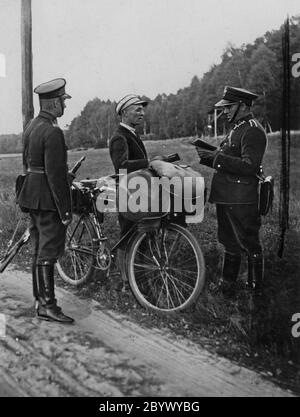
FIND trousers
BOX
[216,204,262,256]
[29,210,67,264]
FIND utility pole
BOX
[21,0,34,130]
[214,109,217,138]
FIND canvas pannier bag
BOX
[118,163,205,223]
[118,168,169,222]
[149,160,205,213]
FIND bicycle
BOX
[56,154,206,313]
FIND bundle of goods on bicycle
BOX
[149,160,205,223]
[118,162,205,223]
[95,175,117,213]
[71,182,94,214]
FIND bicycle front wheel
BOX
[56,214,97,286]
[127,223,205,313]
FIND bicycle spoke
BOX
[167,270,197,290]
[164,231,181,260]
[133,262,160,271]
[167,272,192,301]
[71,246,94,256]
[169,255,197,267]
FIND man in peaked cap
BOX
[17,78,74,323]
[196,86,267,296]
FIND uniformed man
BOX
[17,78,74,323]
[109,94,150,281]
[196,86,267,295]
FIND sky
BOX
[0,0,299,134]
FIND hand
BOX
[196,148,217,160]
[62,218,72,227]
[68,171,76,184]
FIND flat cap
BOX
[34,78,71,99]
[215,86,258,107]
[116,94,148,115]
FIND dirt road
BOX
[0,267,294,397]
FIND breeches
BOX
[216,204,262,256]
[29,210,66,264]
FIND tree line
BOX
[0,16,299,154]
[64,16,300,149]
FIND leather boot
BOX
[219,252,242,296]
[36,263,74,324]
[247,253,264,293]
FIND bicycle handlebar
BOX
[70,156,86,175]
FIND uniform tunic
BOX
[17,111,72,263]
[201,114,267,255]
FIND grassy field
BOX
[0,134,299,393]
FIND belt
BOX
[27,166,45,174]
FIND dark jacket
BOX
[201,115,267,204]
[109,124,148,175]
[17,111,72,222]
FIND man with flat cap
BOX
[17,78,74,323]
[196,86,267,295]
[109,94,152,282]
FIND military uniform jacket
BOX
[201,115,267,204]
[17,111,72,222]
[109,124,148,175]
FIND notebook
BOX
[191,138,217,151]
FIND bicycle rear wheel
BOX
[56,214,97,286]
[127,222,205,313]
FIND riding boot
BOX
[219,252,242,296]
[247,253,264,293]
[36,263,74,324]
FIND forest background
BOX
[0,16,299,153]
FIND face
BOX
[59,96,68,116]
[223,103,239,123]
[122,104,145,127]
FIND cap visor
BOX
[215,99,237,108]
[135,100,148,107]
[63,93,72,99]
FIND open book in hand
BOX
[191,138,217,151]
